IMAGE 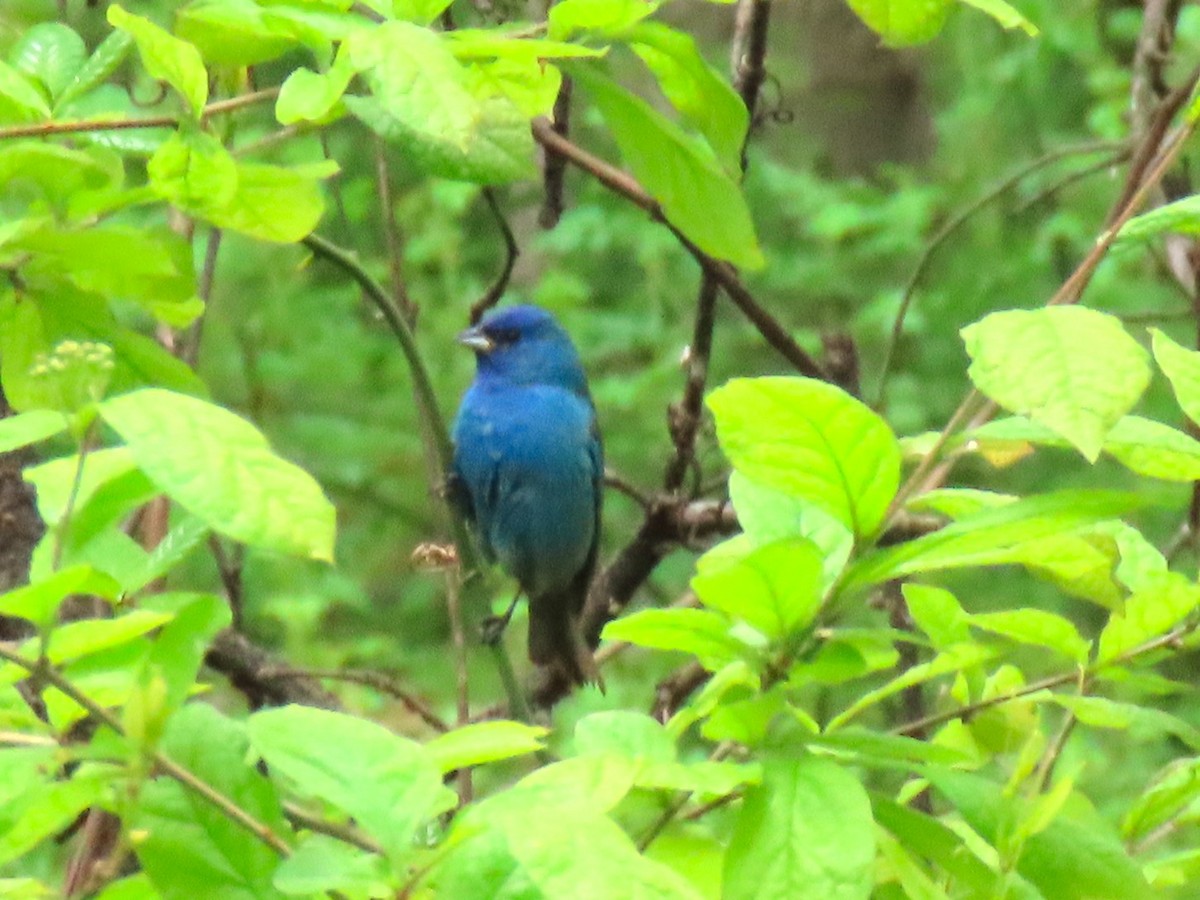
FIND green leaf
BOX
[626,22,748,175]
[902,584,969,649]
[140,593,230,717]
[247,705,451,864]
[1050,695,1200,749]
[43,609,172,665]
[1119,195,1200,242]
[962,307,1151,461]
[692,538,824,639]
[133,704,289,900]
[1122,757,1200,844]
[0,410,67,453]
[847,489,1143,588]
[548,0,663,40]
[275,54,356,125]
[11,24,86,102]
[845,0,954,45]
[177,0,297,66]
[872,795,1006,895]
[570,61,763,269]
[601,607,749,669]
[0,768,112,867]
[0,565,119,630]
[827,644,994,731]
[148,132,338,243]
[958,0,1039,35]
[730,473,854,591]
[1097,415,1200,481]
[1151,327,1200,424]
[970,609,1090,664]
[424,721,548,773]
[0,60,52,120]
[343,22,536,184]
[99,389,336,561]
[56,31,134,110]
[389,0,455,25]
[107,6,208,117]
[723,755,874,900]
[575,710,675,760]
[927,768,1148,899]
[272,835,391,897]
[1097,572,1200,663]
[709,377,900,539]
[92,874,160,900]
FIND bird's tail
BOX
[528,592,604,690]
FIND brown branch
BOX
[0,88,280,141]
[468,188,519,325]
[260,665,448,732]
[374,136,415,322]
[539,76,574,229]
[530,118,828,380]
[205,629,341,710]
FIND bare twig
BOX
[469,189,519,325]
[539,77,574,229]
[0,88,280,141]
[373,136,415,322]
[260,666,448,732]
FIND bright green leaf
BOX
[845,0,954,45]
[962,307,1151,461]
[100,389,336,561]
[958,0,1039,35]
[0,410,66,453]
[571,62,763,269]
[1151,327,1200,425]
[902,584,969,649]
[601,607,749,670]
[133,704,289,900]
[177,0,297,66]
[970,609,1090,664]
[247,705,451,864]
[424,721,548,773]
[548,0,663,40]
[693,537,824,639]
[724,755,874,900]
[11,24,86,101]
[1097,572,1200,664]
[709,377,900,538]
[106,6,208,117]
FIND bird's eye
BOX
[488,327,521,346]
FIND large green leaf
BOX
[133,704,289,900]
[570,62,763,269]
[246,705,452,864]
[424,721,548,773]
[0,59,51,120]
[10,23,86,102]
[962,307,1151,461]
[601,607,749,670]
[1151,328,1200,425]
[927,768,1148,899]
[56,31,133,110]
[958,0,1039,34]
[970,608,1090,664]
[708,377,900,538]
[845,0,954,45]
[692,538,824,639]
[99,389,336,561]
[342,22,536,184]
[626,22,748,175]
[107,6,208,117]
[148,132,337,243]
[723,755,874,900]
[0,767,112,868]
[1119,196,1200,242]
[847,489,1143,589]
[176,0,297,66]
[0,409,66,453]
[548,0,663,40]
[1097,572,1200,664]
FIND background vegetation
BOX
[3,0,1200,897]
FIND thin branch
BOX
[874,141,1127,406]
[469,189,519,325]
[283,802,381,854]
[0,643,291,856]
[0,88,280,141]
[445,568,473,803]
[530,118,829,380]
[539,76,573,229]
[259,667,447,732]
[373,136,415,322]
[892,624,1194,737]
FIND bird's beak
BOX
[456,325,494,354]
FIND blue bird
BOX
[451,305,602,687]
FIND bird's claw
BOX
[480,614,509,646]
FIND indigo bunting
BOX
[452,305,602,686]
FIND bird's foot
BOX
[480,614,509,646]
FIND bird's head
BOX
[457,305,589,394]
